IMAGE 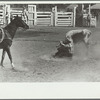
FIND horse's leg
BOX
[1,49,6,67]
[5,46,14,69]
[84,34,90,45]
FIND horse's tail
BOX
[0,28,5,43]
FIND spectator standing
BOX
[22,7,28,24]
[87,13,91,27]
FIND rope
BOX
[0,28,5,43]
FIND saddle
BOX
[0,28,5,43]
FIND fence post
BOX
[71,12,73,26]
[88,4,91,15]
[3,5,6,26]
[51,12,53,26]
[55,6,57,26]
[82,4,84,11]
[6,5,11,24]
[73,6,77,27]
[34,5,37,25]
[28,5,36,26]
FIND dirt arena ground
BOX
[0,26,100,82]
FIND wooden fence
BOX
[10,5,74,27]
[0,9,4,25]
[0,4,76,27]
[10,8,23,17]
[83,14,96,27]
[91,16,96,27]
[55,12,73,26]
[36,12,53,26]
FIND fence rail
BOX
[11,9,23,17]
[36,12,53,26]
[55,12,73,26]
[0,9,4,24]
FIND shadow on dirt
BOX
[15,29,58,38]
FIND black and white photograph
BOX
[0,1,99,82]
[0,0,100,98]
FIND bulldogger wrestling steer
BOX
[54,29,91,57]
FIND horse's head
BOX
[13,16,29,29]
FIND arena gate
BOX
[0,4,75,27]
[10,8,23,18]
[91,16,96,27]
[0,6,4,25]
[28,5,36,26]
[36,12,53,26]
[0,5,10,26]
[83,13,96,27]
[55,12,73,26]
[28,5,53,26]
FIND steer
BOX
[54,29,91,57]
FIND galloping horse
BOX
[0,16,29,69]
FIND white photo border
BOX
[0,0,100,99]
